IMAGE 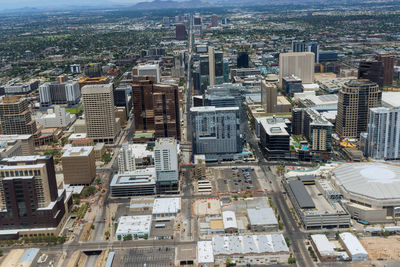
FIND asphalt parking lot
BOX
[113,247,174,267]
[214,167,261,193]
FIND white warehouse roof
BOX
[197,241,214,263]
[116,215,152,237]
[152,198,181,215]
[339,232,368,260]
[311,234,336,256]
[222,210,238,229]
[247,208,278,226]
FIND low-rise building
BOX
[152,198,181,219]
[310,234,338,262]
[0,135,35,155]
[339,232,368,261]
[247,208,278,232]
[35,106,76,128]
[212,234,290,265]
[197,241,214,267]
[110,168,156,197]
[0,140,23,158]
[116,215,152,238]
[222,210,238,233]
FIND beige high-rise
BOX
[261,80,277,113]
[336,79,381,138]
[82,84,120,144]
[279,52,315,86]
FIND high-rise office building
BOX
[62,146,96,185]
[364,107,400,160]
[292,40,307,52]
[191,106,242,160]
[358,60,385,87]
[175,24,186,41]
[279,52,314,86]
[84,63,102,78]
[0,96,38,136]
[154,138,179,194]
[194,16,202,25]
[292,108,333,151]
[261,80,277,114]
[39,81,80,107]
[282,75,303,96]
[199,47,225,90]
[336,80,381,138]
[132,76,181,140]
[132,64,161,83]
[118,142,136,174]
[237,52,249,68]
[211,15,219,27]
[307,42,319,63]
[0,155,70,237]
[82,84,120,144]
[377,53,395,85]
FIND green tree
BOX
[288,254,296,264]
[105,231,110,239]
[91,224,95,230]
[143,234,148,240]
[117,235,121,240]
[285,237,291,247]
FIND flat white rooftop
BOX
[152,198,181,215]
[62,146,93,157]
[116,215,152,236]
[197,241,214,263]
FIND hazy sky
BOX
[0,0,151,10]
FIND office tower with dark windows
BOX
[358,60,385,87]
[0,96,38,136]
[377,53,395,85]
[237,52,249,68]
[307,42,319,63]
[292,40,307,52]
[175,24,186,41]
[84,63,102,78]
[0,155,71,238]
[336,80,381,138]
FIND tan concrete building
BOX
[279,52,315,86]
[336,79,381,138]
[261,80,277,113]
[62,146,96,185]
[82,84,121,144]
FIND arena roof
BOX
[333,163,400,200]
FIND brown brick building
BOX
[132,76,181,140]
[62,146,96,185]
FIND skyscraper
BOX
[131,76,181,140]
[209,47,216,85]
[291,40,307,52]
[377,53,395,85]
[336,80,381,138]
[154,138,179,194]
[84,63,102,78]
[0,96,38,136]
[0,155,69,237]
[261,80,277,114]
[364,107,400,160]
[39,81,81,107]
[279,52,315,86]
[82,84,120,144]
[237,51,249,68]
[175,24,186,41]
[358,60,385,87]
[307,42,319,63]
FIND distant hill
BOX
[132,0,213,10]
